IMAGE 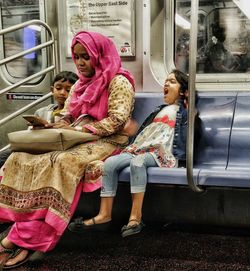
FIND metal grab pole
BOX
[186,0,203,192]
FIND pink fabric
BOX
[83,124,97,134]
[69,31,134,120]
[153,115,176,128]
[3,183,83,252]
[82,178,102,192]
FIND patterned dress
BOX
[125,104,179,168]
[0,75,134,252]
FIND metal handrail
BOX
[0,40,54,66]
[0,144,10,153]
[0,66,55,96]
[0,19,57,127]
[0,92,52,127]
[186,0,203,193]
[0,19,57,73]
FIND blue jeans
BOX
[101,152,157,197]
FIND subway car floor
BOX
[1,222,250,271]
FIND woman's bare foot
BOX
[1,237,15,250]
[0,237,30,268]
[5,249,29,267]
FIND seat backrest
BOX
[132,93,164,127]
[194,92,237,169]
[228,93,250,169]
[131,92,237,170]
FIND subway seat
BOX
[198,92,250,188]
[118,91,250,189]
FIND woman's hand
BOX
[122,119,138,136]
[45,119,71,129]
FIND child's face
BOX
[51,79,72,107]
[163,73,181,105]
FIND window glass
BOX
[1,0,43,79]
[175,0,250,74]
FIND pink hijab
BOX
[69,31,135,120]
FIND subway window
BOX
[175,0,250,75]
[0,0,45,82]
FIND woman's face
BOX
[163,73,181,104]
[73,43,95,78]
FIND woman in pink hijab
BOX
[0,31,135,269]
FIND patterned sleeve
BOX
[84,75,135,137]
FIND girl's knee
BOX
[130,155,146,168]
[103,156,117,173]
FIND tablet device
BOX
[22,115,49,127]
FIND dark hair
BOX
[171,69,188,96]
[52,71,79,85]
[211,23,226,42]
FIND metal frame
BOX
[0,19,58,127]
[187,0,203,192]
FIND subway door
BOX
[0,0,55,149]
